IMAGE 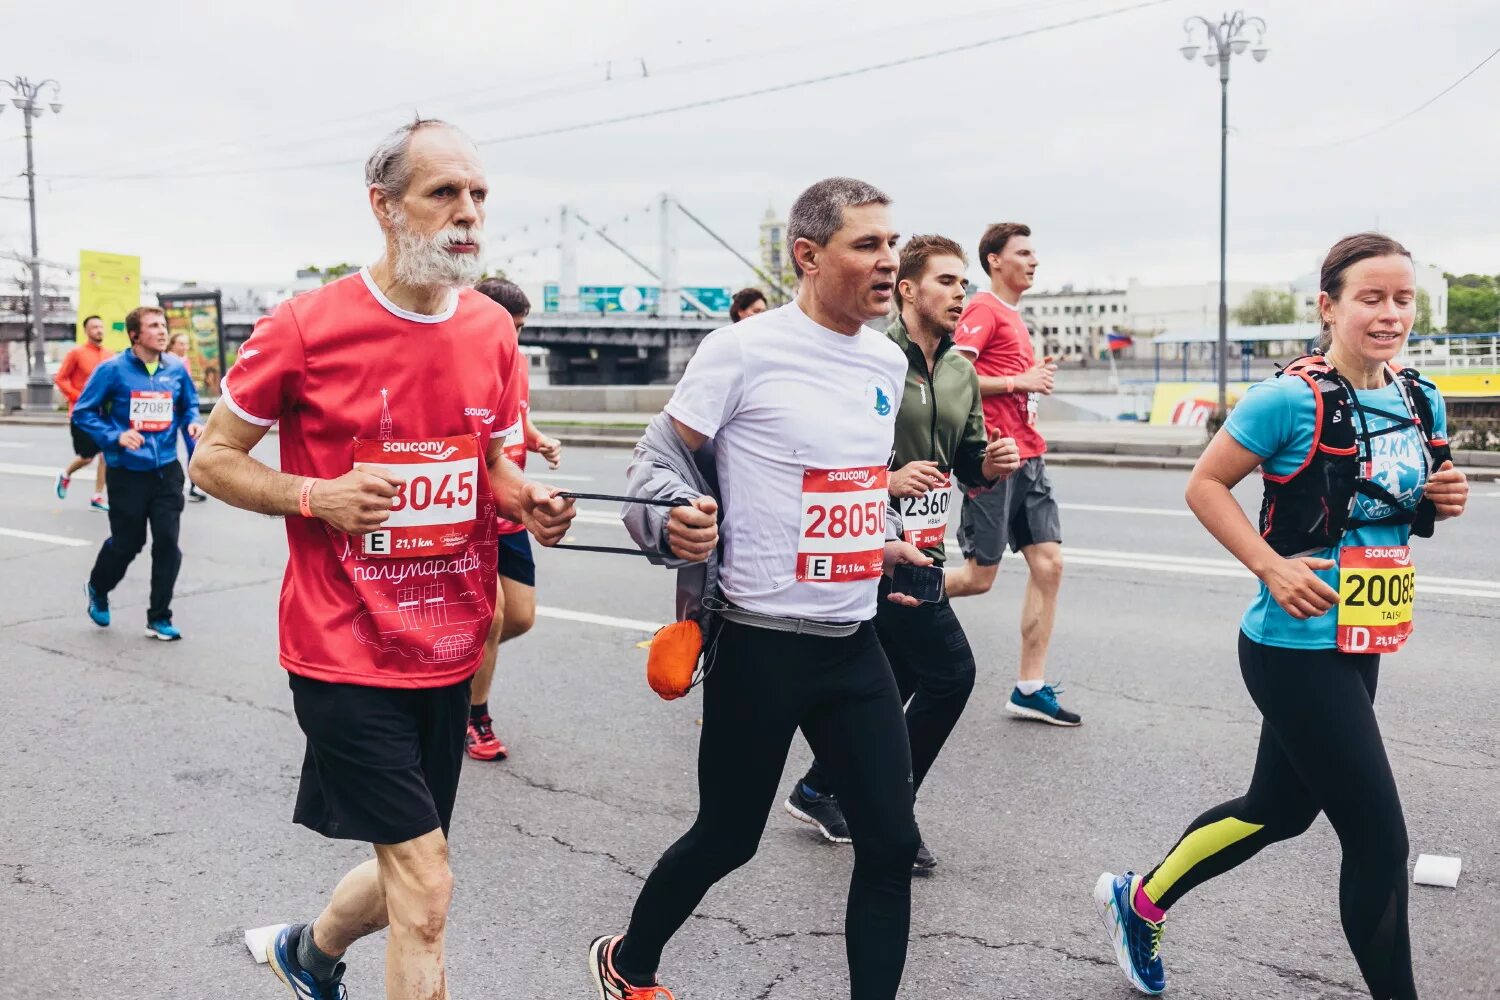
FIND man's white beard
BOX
[389,210,485,289]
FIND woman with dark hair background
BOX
[729,286,768,322]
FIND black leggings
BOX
[802,581,976,798]
[614,620,919,1000]
[1140,633,1414,999]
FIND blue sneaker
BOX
[86,584,109,627]
[266,923,347,1000]
[1006,684,1081,726]
[55,473,70,499]
[144,619,182,641]
[1094,872,1166,995]
[89,494,110,512]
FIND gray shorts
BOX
[957,456,1062,566]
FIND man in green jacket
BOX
[785,234,1020,870]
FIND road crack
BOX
[916,930,1114,968]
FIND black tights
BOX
[1141,633,1414,999]
[614,621,919,1000]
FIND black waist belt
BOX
[710,599,861,638]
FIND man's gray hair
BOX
[364,117,467,199]
[786,177,891,278]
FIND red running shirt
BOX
[952,290,1047,460]
[221,270,521,689]
[495,347,530,536]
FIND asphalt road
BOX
[1,424,1497,1000]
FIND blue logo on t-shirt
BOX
[873,386,892,417]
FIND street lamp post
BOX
[1178,13,1266,421]
[1,76,64,409]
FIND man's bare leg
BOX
[943,558,998,598]
[63,454,92,479]
[376,829,454,1000]
[92,454,107,496]
[310,858,389,957]
[1017,541,1063,684]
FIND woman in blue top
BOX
[1093,234,1470,999]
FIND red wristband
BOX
[298,478,317,518]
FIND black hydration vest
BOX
[1257,354,1451,557]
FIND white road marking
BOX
[0,462,54,478]
[0,526,91,547]
[536,606,661,633]
[563,511,1500,601]
[1060,502,1192,517]
[0,442,32,449]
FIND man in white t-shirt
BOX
[587,178,931,1000]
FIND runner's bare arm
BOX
[670,417,708,452]
[190,402,303,516]
[486,436,575,545]
[1187,429,1339,619]
[191,402,402,535]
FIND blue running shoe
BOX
[144,619,182,641]
[1006,684,1081,726]
[55,473,70,499]
[1094,871,1166,995]
[86,583,109,628]
[89,494,110,512]
[267,923,347,1000]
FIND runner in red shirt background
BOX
[465,278,563,762]
[945,222,1080,727]
[192,118,575,1000]
[53,314,114,510]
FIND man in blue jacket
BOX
[73,305,202,640]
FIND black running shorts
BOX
[69,419,102,460]
[288,673,470,844]
[957,456,1062,566]
[497,529,536,587]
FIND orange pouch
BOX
[646,620,703,700]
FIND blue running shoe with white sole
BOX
[55,473,70,499]
[267,923,347,1000]
[1006,684,1082,726]
[145,619,182,641]
[1093,871,1166,995]
[86,583,109,628]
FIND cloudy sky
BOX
[3,0,1498,299]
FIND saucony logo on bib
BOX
[381,440,460,461]
[827,469,879,489]
[1362,547,1412,564]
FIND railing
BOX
[1405,333,1500,373]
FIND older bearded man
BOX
[191,118,575,1000]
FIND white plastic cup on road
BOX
[244,923,288,963]
[1412,854,1462,888]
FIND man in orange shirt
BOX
[54,315,113,511]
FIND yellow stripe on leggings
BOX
[1143,817,1265,904]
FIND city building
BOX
[759,205,791,303]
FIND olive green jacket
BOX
[887,315,994,563]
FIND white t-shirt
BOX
[666,302,905,622]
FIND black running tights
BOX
[1140,632,1414,999]
[614,620,919,1000]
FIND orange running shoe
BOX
[465,714,508,761]
[587,934,675,1000]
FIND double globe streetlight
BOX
[1,76,64,408]
[1178,13,1266,422]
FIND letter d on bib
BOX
[1346,626,1370,652]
